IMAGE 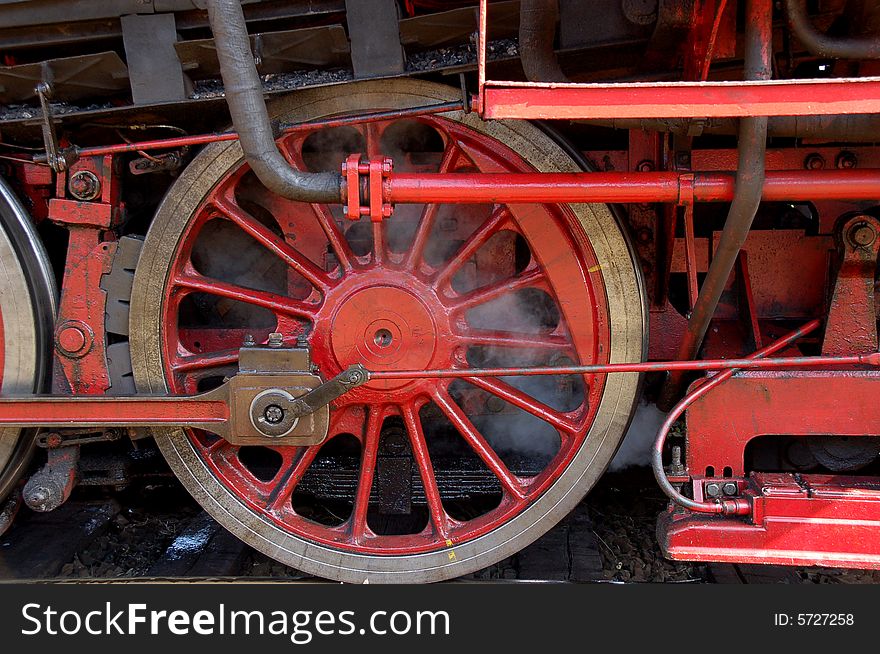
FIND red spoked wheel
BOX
[130,80,645,582]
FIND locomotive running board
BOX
[659,473,880,570]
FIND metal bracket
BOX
[35,82,78,173]
[288,365,369,418]
[822,213,880,355]
[36,428,122,449]
[342,155,393,222]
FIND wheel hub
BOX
[327,282,442,391]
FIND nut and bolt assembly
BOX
[68,170,102,201]
[263,404,285,424]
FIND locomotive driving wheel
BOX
[130,79,645,582]
[0,177,56,504]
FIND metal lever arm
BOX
[288,365,370,418]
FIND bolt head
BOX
[68,170,101,201]
[722,482,738,496]
[804,153,825,170]
[849,222,877,248]
[263,405,284,424]
[836,152,857,169]
[57,326,86,353]
[267,332,284,348]
[705,482,721,498]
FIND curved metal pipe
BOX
[785,0,880,59]
[206,0,342,202]
[659,0,771,409]
[652,319,821,515]
[519,0,568,82]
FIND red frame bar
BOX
[476,0,880,119]
[685,371,880,477]
[660,473,880,570]
[0,397,228,427]
[479,78,880,119]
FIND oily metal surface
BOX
[129,78,645,583]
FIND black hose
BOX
[785,0,880,59]
[658,0,771,409]
[206,0,343,203]
[519,0,568,82]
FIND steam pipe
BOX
[519,0,568,82]
[784,0,880,59]
[205,0,342,203]
[658,0,772,409]
[385,169,880,204]
[651,319,821,516]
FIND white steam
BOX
[609,400,667,471]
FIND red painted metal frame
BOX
[660,473,880,569]
[478,78,880,120]
[475,0,880,119]
[48,155,121,396]
[685,371,880,479]
[821,214,880,356]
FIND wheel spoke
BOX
[172,271,317,320]
[358,122,386,268]
[433,389,526,500]
[404,144,462,272]
[213,193,334,292]
[171,349,239,373]
[350,405,382,542]
[448,267,547,311]
[464,375,577,436]
[276,137,357,272]
[372,220,386,265]
[433,205,511,289]
[311,203,356,272]
[457,330,572,352]
[401,404,449,538]
[267,445,321,512]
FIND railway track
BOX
[1,470,872,584]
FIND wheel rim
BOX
[131,79,644,580]
[0,177,55,502]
